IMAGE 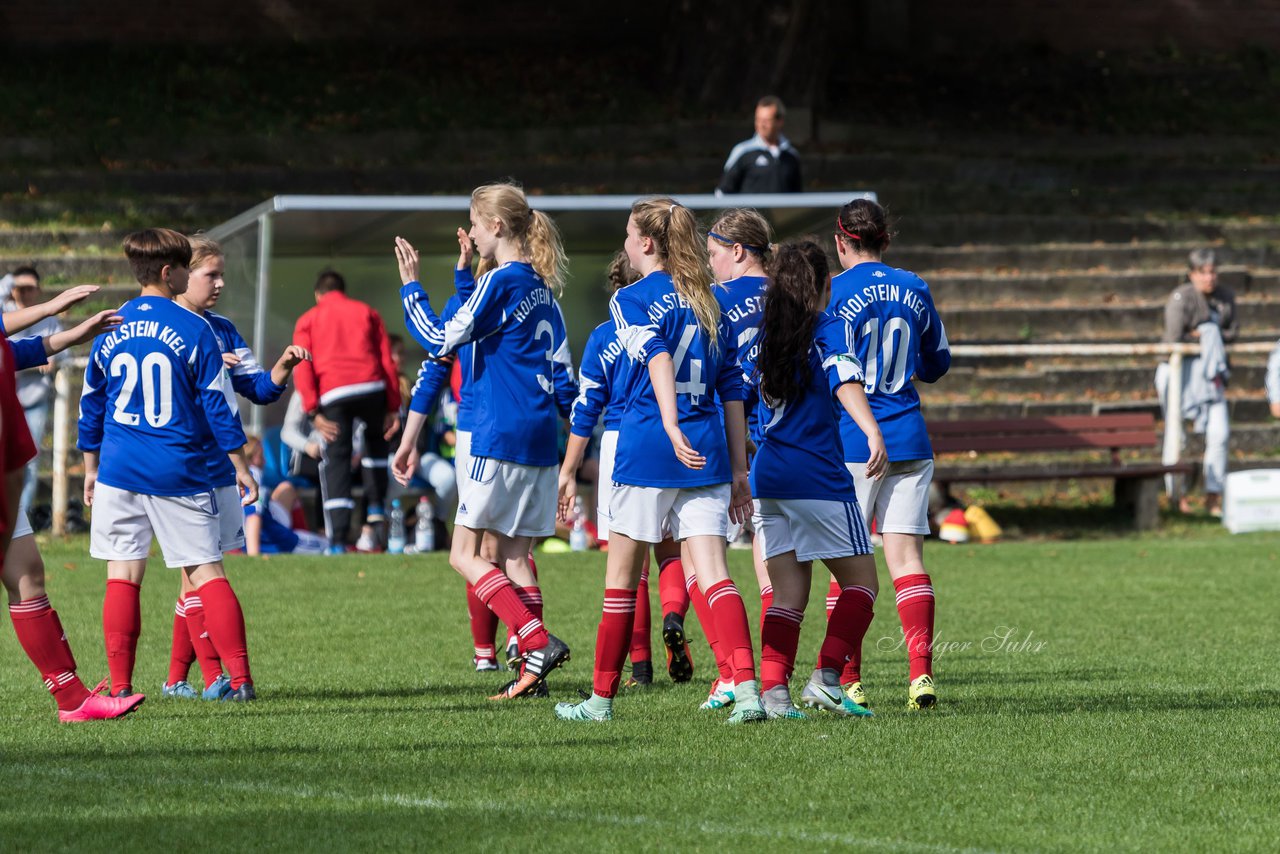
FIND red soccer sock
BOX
[894,573,936,680]
[183,593,225,689]
[629,567,652,663]
[760,605,804,691]
[9,596,91,711]
[195,578,253,690]
[826,579,841,620]
[819,585,876,676]
[593,588,637,699]
[657,557,689,618]
[705,579,757,684]
[474,569,547,652]
[758,584,774,639]
[167,597,196,686]
[685,574,733,682]
[527,554,539,580]
[465,582,499,660]
[515,583,544,621]
[102,579,141,693]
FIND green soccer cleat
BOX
[725,699,767,725]
[843,680,869,709]
[907,674,937,711]
[554,696,613,722]
[801,678,874,718]
[762,685,807,720]
[699,679,735,710]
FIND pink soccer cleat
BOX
[58,680,146,723]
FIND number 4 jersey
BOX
[827,262,951,463]
[78,295,248,496]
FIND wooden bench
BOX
[928,413,1193,530]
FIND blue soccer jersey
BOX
[78,296,247,497]
[715,275,768,357]
[570,318,633,437]
[743,314,865,501]
[610,271,744,488]
[827,263,951,463]
[243,501,300,554]
[199,310,286,488]
[400,261,576,467]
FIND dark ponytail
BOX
[757,241,826,406]
[835,199,892,255]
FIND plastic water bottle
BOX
[387,499,406,554]
[415,496,435,552]
[569,496,589,552]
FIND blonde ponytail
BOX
[525,209,568,295]
[470,182,568,294]
[631,197,720,353]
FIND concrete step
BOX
[927,268,1276,307]
[893,241,1279,275]
[0,228,129,253]
[931,361,1273,398]
[920,396,1275,424]
[0,254,131,282]
[941,296,1280,343]
[891,215,1280,248]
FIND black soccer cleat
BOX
[625,660,654,688]
[662,613,694,683]
[223,682,257,702]
[522,633,570,680]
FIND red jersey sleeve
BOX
[292,309,320,414]
[372,308,402,412]
[1,339,37,474]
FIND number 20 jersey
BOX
[78,295,247,496]
[826,262,951,463]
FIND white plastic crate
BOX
[1223,469,1280,533]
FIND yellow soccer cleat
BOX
[907,674,937,711]
[843,680,869,709]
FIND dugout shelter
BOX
[207,191,876,431]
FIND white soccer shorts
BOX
[455,451,557,538]
[849,458,934,536]
[609,483,730,544]
[12,508,32,539]
[752,497,873,563]
[595,430,618,539]
[215,484,246,552]
[90,482,223,568]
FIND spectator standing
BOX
[716,96,803,196]
[1160,248,1237,516]
[292,270,401,551]
[0,267,62,515]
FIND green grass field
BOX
[1,533,1278,852]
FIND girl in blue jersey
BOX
[744,240,886,719]
[160,236,311,700]
[828,199,951,711]
[691,208,773,708]
[555,198,764,723]
[394,182,572,699]
[568,252,690,687]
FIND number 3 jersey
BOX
[77,295,248,497]
[400,262,576,468]
[610,270,744,488]
[827,262,951,463]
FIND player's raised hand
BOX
[456,227,474,271]
[664,424,705,470]
[66,308,123,346]
[729,471,753,525]
[557,469,578,524]
[48,284,100,314]
[395,236,420,285]
[276,344,311,371]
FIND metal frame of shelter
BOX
[207,191,878,431]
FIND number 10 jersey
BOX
[827,263,951,463]
[77,295,247,496]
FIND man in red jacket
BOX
[293,271,401,551]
